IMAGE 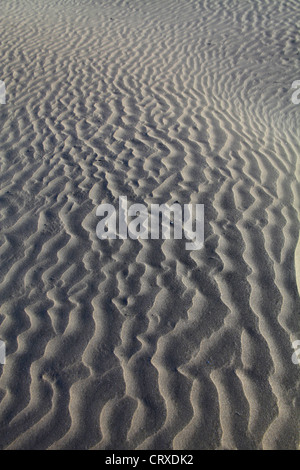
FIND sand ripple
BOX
[0,0,299,450]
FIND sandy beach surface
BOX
[0,0,299,450]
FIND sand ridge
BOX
[0,0,299,450]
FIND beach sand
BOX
[0,0,299,450]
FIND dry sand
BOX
[0,0,299,450]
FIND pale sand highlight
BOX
[0,0,299,450]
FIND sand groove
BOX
[0,0,299,450]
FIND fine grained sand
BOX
[0,0,299,450]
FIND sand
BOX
[0,0,299,450]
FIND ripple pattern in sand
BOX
[0,0,299,450]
